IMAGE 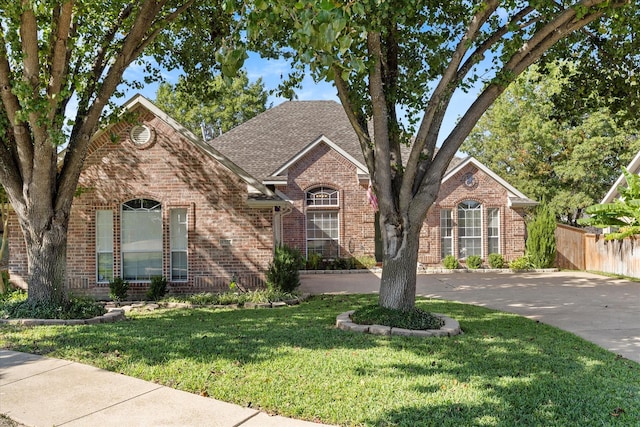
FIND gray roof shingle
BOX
[208,100,363,181]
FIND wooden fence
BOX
[555,223,640,277]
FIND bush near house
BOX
[146,276,168,301]
[466,255,483,269]
[488,253,505,268]
[526,204,557,268]
[266,244,305,293]
[443,255,459,269]
[109,277,130,301]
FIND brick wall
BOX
[277,142,377,259]
[420,164,527,265]
[8,107,274,298]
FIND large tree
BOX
[155,71,268,138]
[234,0,638,310]
[0,1,232,306]
[462,61,640,225]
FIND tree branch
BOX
[332,64,374,174]
[47,0,73,123]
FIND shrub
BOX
[0,293,105,320]
[509,255,532,271]
[526,204,557,268]
[146,276,168,301]
[351,304,444,330]
[355,255,377,269]
[266,244,305,293]
[466,255,483,269]
[442,255,459,269]
[488,253,505,269]
[109,277,129,301]
[306,252,322,270]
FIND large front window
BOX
[458,200,482,258]
[121,199,162,281]
[306,186,339,258]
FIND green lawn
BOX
[1,294,638,426]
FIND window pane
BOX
[171,209,188,281]
[121,199,162,281]
[96,210,113,252]
[306,186,339,206]
[440,209,453,258]
[488,208,500,254]
[171,209,188,250]
[121,210,162,251]
[97,252,113,282]
[171,252,188,281]
[458,201,482,258]
[306,211,339,258]
[123,252,163,281]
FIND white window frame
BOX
[440,209,453,259]
[170,208,188,282]
[487,208,500,255]
[96,210,113,283]
[121,199,163,282]
[305,186,340,259]
[458,201,483,259]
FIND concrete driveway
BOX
[300,270,640,363]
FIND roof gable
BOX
[92,95,280,204]
[601,150,640,203]
[208,100,364,180]
[443,157,537,207]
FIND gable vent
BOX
[130,125,152,145]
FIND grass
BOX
[1,294,639,426]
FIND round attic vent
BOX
[130,125,152,146]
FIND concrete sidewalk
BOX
[300,270,640,363]
[0,350,333,427]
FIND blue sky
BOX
[120,51,479,145]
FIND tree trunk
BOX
[22,220,68,306]
[378,223,421,311]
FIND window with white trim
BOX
[440,209,453,258]
[458,200,482,258]
[170,208,188,281]
[488,208,500,255]
[306,186,339,258]
[121,199,162,281]
[96,210,113,283]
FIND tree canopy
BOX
[230,0,639,310]
[0,0,232,305]
[462,61,640,225]
[155,71,268,138]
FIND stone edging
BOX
[336,310,463,338]
[0,309,125,326]
[0,295,311,326]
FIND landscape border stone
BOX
[336,310,463,337]
[0,294,311,326]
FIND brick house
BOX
[209,100,537,267]
[8,95,284,298]
[7,96,536,298]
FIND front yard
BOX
[1,294,638,426]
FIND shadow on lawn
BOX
[2,294,638,425]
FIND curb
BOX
[335,310,463,337]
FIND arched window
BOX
[121,199,162,280]
[306,186,339,258]
[458,200,482,258]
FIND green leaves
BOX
[579,168,640,240]
[217,47,249,78]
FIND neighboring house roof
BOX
[443,157,538,207]
[208,101,364,181]
[94,95,284,207]
[601,150,640,204]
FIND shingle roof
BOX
[208,101,363,181]
[208,99,464,181]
